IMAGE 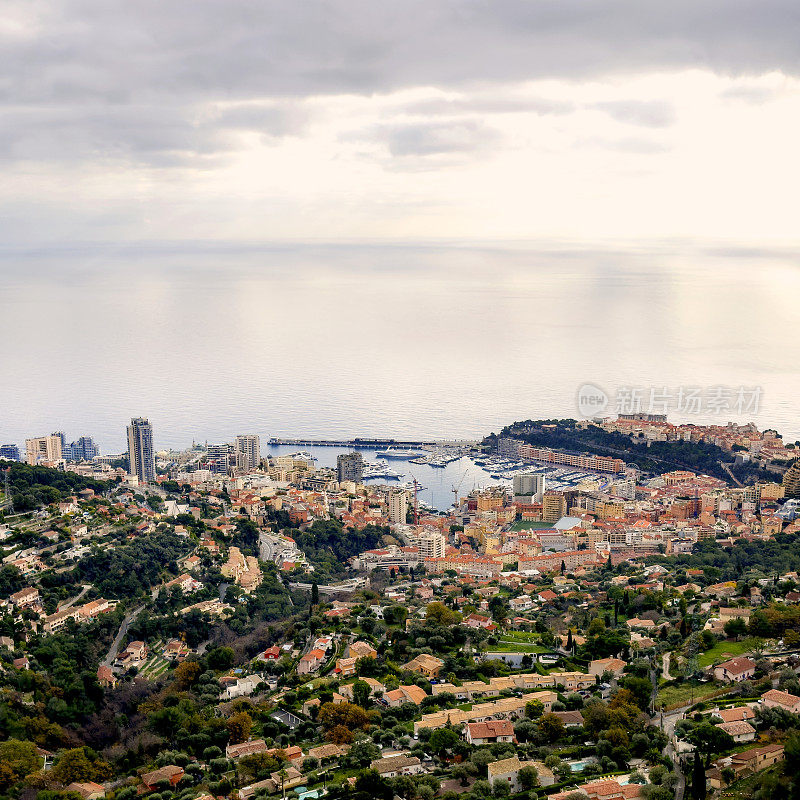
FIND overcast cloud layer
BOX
[2,0,800,248]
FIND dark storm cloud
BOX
[3,0,799,105]
[0,101,308,165]
[1,0,797,165]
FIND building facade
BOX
[513,473,546,501]
[0,444,20,461]
[388,489,409,523]
[127,417,155,483]
[235,435,261,471]
[337,452,363,484]
[207,443,233,474]
[63,437,100,461]
[25,434,63,465]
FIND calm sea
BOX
[2,241,798,474]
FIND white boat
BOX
[375,448,424,460]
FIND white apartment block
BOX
[25,435,63,465]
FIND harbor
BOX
[268,437,477,448]
[265,442,501,511]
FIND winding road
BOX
[58,584,91,610]
[102,605,144,667]
[652,704,691,800]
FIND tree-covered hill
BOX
[484,419,761,480]
[75,529,194,600]
[0,460,110,512]
[288,519,397,579]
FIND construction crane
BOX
[452,468,469,508]
[408,472,421,524]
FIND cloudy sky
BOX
[3,0,800,248]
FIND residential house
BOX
[96,665,117,689]
[116,640,147,668]
[465,720,516,745]
[298,648,326,675]
[708,744,784,788]
[66,783,105,800]
[487,757,525,792]
[226,740,269,760]
[347,641,378,660]
[163,639,189,660]
[339,677,385,700]
[464,614,495,630]
[713,657,756,683]
[401,653,444,677]
[761,689,800,714]
[307,744,346,763]
[220,675,262,700]
[589,658,627,677]
[259,645,281,661]
[140,766,185,790]
[551,710,585,728]
[334,657,358,677]
[10,587,40,608]
[383,685,428,707]
[370,755,423,778]
[716,720,756,743]
[717,706,756,723]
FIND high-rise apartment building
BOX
[414,529,445,558]
[63,436,100,462]
[512,473,546,501]
[542,491,567,523]
[25,435,63,465]
[0,444,20,461]
[783,460,800,499]
[388,489,409,524]
[207,443,233,474]
[235,435,261,471]
[127,418,155,483]
[337,452,363,484]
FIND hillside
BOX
[0,460,110,512]
[484,419,770,482]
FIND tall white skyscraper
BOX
[388,489,409,524]
[127,417,155,483]
[235,435,261,471]
[512,473,546,502]
[207,443,233,474]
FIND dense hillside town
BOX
[2,416,800,800]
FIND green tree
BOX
[687,723,733,766]
[518,766,539,790]
[227,711,253,744]
[429,727,459,756]
[691,752,706,800]
[207,646,235,671]
[452,763,477,787]
[537,713,566,742]
[724,618,747,638]
[425,602,462,626]
[50,748,111,785]
[352,679,371,708]
[525,699,544,719]
[0,740,40,790]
